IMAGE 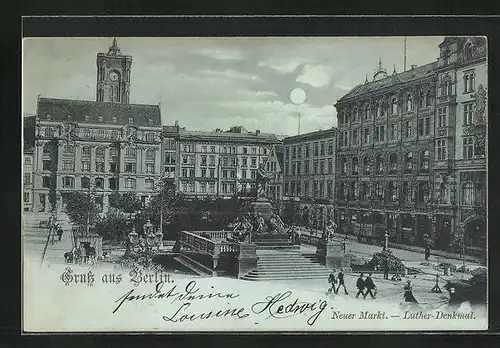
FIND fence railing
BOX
[179,231,239,257]
[188,230,232,240]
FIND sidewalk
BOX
[296,227,481,264]
[41,217,74,266]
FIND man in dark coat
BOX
[355,273,366,299]
[336,268,348,295]
[327,271,337,295]
[424,244,431,261]
[363,273,377,299]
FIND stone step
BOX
[241,274,328,281]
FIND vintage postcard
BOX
[22,36,487,332]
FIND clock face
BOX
[109,72,119,81]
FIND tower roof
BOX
[107,38,122,56]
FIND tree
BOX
[95,209,128,243]
[108,192,143,214]
[64,191,99,226]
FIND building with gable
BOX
[30,39,162,213]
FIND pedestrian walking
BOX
[383,257,389,280]
[336,268,349,295]
[355,273,366,299]
[424,244,430,261]
[57,227,63,241]
[363,273,377,299]
[403,280,418,303]
[327,271,337,295]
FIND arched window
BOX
[145,149,155,161]
[404,152,413,173]
[115,86,120,102]
[443,49,451,64]
[125,147,136,157]
[419,92,425,109]
[389,153,398,174]
[62,176,75,188]
[364,105,371,120]
[419,150,430,172]
[95,146,104,157]
[81,146,91,157]
[426,90,433,107]
[462,181,474,205]
[465,43,473,59]
[353,108,358,122]
[109,147,119,157]
[145,179,155,190]
[341,157,347,175]
[81,177,90,189]
[375,154,383,174]
[376,104,382,118]
[391,98,398,114]
[43,143,52,155]
[352,157,359,175]
[363,156,371,175]
[109,178,118,190]
[406,95,413,112]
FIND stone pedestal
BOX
[236,243,258,278]
[316,239,352,271]
[249,197,274,219]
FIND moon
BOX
[290,88,306,105]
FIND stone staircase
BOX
[240,249,331,281]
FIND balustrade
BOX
[179,231,239,257]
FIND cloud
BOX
[258,58,307,74]
[200,69,262,82]
[296,64,335,88]
[197,47,244,61]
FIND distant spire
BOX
[393,64,397,75]
[365,74,368,83]
[108,38,121,56]
[378,57,382,69]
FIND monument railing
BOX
[179,231,239,258]
[187,230,232,240]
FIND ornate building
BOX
[334,58,438,246]
[264,144,285,203]
[434,37,487,253]
[175,126,281,198]
[30,39,162,213]
[282,129,337,229]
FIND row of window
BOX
[285,158,334,176]
[438,71,475,97]
[41,176,154,190]
[339,151,431,176]
[43,144,158,160]
[42,126,157,140]
[284,180,334,199]
[338,91,434,126]
[178,181,253,194]
[43,159,155,174]
[180,168,258,179]
[285,141,334,161]
[181,144,269,155]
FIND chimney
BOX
[215,128,221,133]
[256,130,260,136]
[174,120,179,127]
[411,64,418,69]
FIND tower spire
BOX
[108,38,121,56]
[403,36,407,72]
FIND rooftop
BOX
[37,98,161,127]
[337,61,438,104]
[178,127,281,144]
[283,128,336,143]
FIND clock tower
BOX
[96,38,132,104]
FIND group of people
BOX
[327,271,418,303]
[64,243,96,265]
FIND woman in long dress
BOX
[403,280,418,303]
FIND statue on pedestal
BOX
[325,219,337,242]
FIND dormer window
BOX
[98,116,103,122]
[128,118,134,125]
[464,42,473,60]
[112,117,117,123]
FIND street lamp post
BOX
[384,231,389,251]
